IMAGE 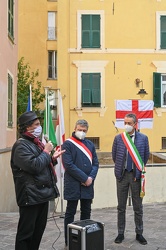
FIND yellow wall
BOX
[18,0,58,90]
[19,0,166,153]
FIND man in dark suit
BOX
[112,113,149,245]
[62,119,99,249]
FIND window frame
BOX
[8,0,14,40]
[77,10,104,51]
[153,72,166,108]
[73,60,108,116]
[48,51,57,79]
[8,73,13,128]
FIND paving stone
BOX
[0,202,165,249]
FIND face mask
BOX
[124,124,133,133]
[75,131,86,140]
[31,125,42,137]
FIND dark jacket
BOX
[10,136,59,207]
[112,131,149,180]
[62,132,99,200]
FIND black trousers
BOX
[15,202,49,250]
[116,171,143,235]
[64,199,92,245]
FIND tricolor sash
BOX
[121,132,146,198]
[67,137,92,165]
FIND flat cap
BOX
[19,111,40,125]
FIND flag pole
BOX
[29,84,32,111]
[44,87,49,136]
[58,89,64,218]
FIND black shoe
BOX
[136,234,147,245]
[114,234,124,243]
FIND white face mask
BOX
[31,126,42,137]
[124,124,133,133]
[75,131,86,140]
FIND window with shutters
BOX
[160,16,166,49]
[73,60,108,116]
[8,73,13,128]
[77,10,104,51]
[156,12,166,50]
[81,73,101,107]
[153,72,166,107]
[8,0,14,40]
[81,15,100,48]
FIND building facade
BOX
[59,0,166,154]
[18,0,166,155]
[0,0,18,212]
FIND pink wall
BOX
[0,0,18,149]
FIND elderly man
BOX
[11,111,65,250]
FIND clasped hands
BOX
[81,177,93,187]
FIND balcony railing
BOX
[48,27,57,40]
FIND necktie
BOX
[126,136,133,172]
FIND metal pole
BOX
[29,84,32,111]
[58,89,64,218]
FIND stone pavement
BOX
[0,202,166,250]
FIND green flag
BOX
[43,93,57,147]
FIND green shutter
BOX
[92,15,100,48]
[81,73,101,107]
[153,72,161,107]
[82,15,91,48]
[92,73,101,103]
[82,14,100,48]
[161,16,166,49]
[82,73,91,104]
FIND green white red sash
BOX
[121,132,146,198]
[67,137,92,165]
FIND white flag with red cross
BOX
[115,100,154,129]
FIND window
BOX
[81,15,100,48]
[162,137,166,149]
[81,73,101,107]
[153,72,166,107]
[86,137,100,149]
[73,60,108,116]
[48,51,57,79]
[77,10,104,51]
[48,12,57,40]
[48,90,58,120]
[8,0,14,39]
[160,16,166,49]
[8,73,13,127]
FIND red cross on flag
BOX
[115,100,154,129]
